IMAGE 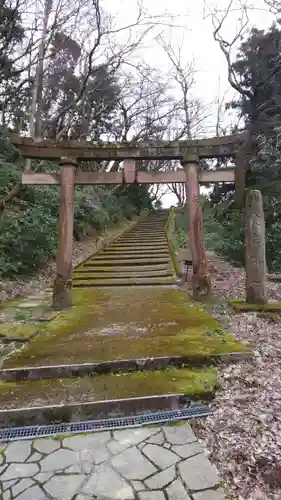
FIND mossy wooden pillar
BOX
[182,155,199,275]
[52,157,77,310]
[245,189,267,304]
[182,155,211,298]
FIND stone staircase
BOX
[0,210,248,427]
[73,211,176,287]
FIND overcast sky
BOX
[104,0,276,205]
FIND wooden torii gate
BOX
[11,132,247,309]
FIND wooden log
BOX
[245,189,267,304]
[52,158,77,310]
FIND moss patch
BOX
[0,324,43,339]
[257,311,281,322]
[230,300,281,312]
[0,367,217,409]
[4,287,247,368]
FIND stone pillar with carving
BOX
[245,189,267,304]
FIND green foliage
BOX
[173,200,245,266]
[208,202,245,266]
[0,138,152,279]
[204,23,281,271]
[230,23,281,138]
[249,136,281,271]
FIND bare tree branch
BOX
[207,0,252,98]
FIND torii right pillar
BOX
[182,154,212,299]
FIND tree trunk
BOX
[245,189,267,304]
[29,0,52,139]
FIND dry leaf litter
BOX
[196,255,281,500]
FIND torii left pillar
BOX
[52,157,77,310]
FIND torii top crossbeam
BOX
[11,132,247,161]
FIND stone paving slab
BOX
[0,423,225,499]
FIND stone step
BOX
[96,251,170,258]
[73,276,176,287]
[127,229,165,234]
[79,263,172,272]
[118,232,166,237]
[115,238,168,244]
[85,257,171,266]
[124,235,166,240]
[0,367,217,414]
[105,248,168,254]
[132,225,165,229]
[73,270,174,279]
[109,243,168,249]
[99,248,169,253]
[132,224,165,229]
[113,243,168,249]
[123,229,166,236]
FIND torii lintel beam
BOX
[11,132,247,161]
[22,169,235,185]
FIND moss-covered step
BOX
[124,232,166,237]
[96,250,171,258]
[117,233,167,238]
[0,324,43,341]
[3,288,248,369]
[73,270,174,279]
[229,300,281,312]
[114,240,168,246]
[84,257,171,266]
[108,243,169,249]
[73,276,176,287]
[0,367,217,410]
[99,246,169,252]
[116,232,166,238]
[88,253,170,260]
[77,264,172,273]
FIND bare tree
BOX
[157,35,210,205]
[50,0,183,140]
[263,0,281,14]
[208,0,251,98]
